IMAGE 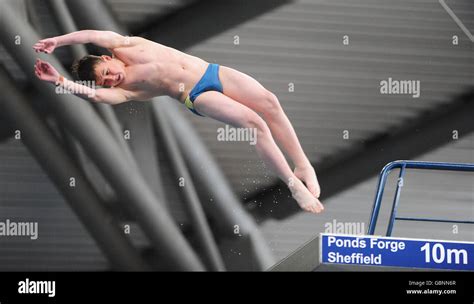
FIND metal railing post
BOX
[368,160,474,236]
[367,161,400,235]
[386,164,406,236]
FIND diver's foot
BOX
[288,177,324,214]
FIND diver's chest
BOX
[114,44,153,60]
[124,64,165,90]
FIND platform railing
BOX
[367,160,474,236]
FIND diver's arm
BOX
[33,30,138,53]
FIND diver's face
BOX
[94,56,125,87]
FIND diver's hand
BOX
[34,59,60,83]
[33,38,58,54]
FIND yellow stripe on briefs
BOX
[184,95,194,111]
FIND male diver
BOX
[33,30,324,213]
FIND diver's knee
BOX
[261,90,282,118]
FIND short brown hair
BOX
[71,55,102,82]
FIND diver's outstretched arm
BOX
[33,30,133,54]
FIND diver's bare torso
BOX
[112,38,209,102]
[33,30,324,214]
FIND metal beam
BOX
[47,0,88,59]
[63,0,167,201]
[157,98,275,271]
[63,0,274,271]
[47,0,137,167]
[47,0,138,204]
[247,90,474,221]
[0,65,147,271]
[0,2,204,271]
[113,102,167,201]
[153,106,226,271]
[136,0,292,50]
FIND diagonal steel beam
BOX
[64,0,275,270]
[157,98,275,270]
[0,65,148,271]
[63,0,167,203]
[46,0,138,204]
[47,0,135,167]
[152,106,226,271]
[0,1,204,271]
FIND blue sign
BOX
[320,233,474,271]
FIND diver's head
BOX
[72,55,125,87]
